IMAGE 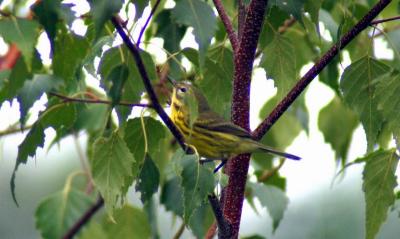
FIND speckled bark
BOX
[223,0,268,237]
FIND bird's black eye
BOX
[179,87,187,93]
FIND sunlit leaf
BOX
[374,71,400,137]
[91,132,136,216]
[340,57,390,151]
[172,0,217,67]
[103,205,151,239]
[35,184,94,239]
[362,149,398,239]
[261,34,297,98]
[248,182,289,231]
[11,104,76,203]
[318,96,358,163]
[0,18,39,64]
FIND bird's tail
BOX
[254,141,301,160]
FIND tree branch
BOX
[370,15,400,25]
[111,16,187,150]
[253,0,393,141]
[224,0,269,237]
[63,196,104,239]
[48,92,151,108]
[212,0,238,51]
[257,159,285,182]
[0,124,32,137]
[172,222,185,239]
[137,0,161,47]
[238,0,246,38]
[208,194,233,238]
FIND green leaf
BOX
[261,34,297,98]
[155,10,186,54]
[269,0,306,23]
[172,0,217,67]
[319,56,340,94]
[0,18,39,64]
[160,176,184,216]
[89,0,123,38]
[99,45,156,121]
[304,0,323,31]
[362,149,398,239]
[133,0,148,20]
[340,57,390,151]
[91,132,136,216]
[177,153,215,223]
[105,64,129,107]
[249,182,289,231]
[17,74,63,126]
[3,50,43,100]
[53,29,90,85]
[123,117,166,170]
[318,97,358,163]
[188,202,214,238]
[103,205,151,239]
[11,104,76,203]
[135,154,160,203]
[374,71,400,136]
[31,0,61,50]
[35,184,94,239]
[254,95,303,168]
[78,222,107,239]
[200,48,233,118]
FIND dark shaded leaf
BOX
[135,154,160,203]
[89,0,123,38]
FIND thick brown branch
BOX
[253,0,393,141]
[225,0,268,237]
[212,0,238,51]
[49,92,151,108]
[111,17,187,150]
[238,0,246,38]
[137,0,161,46]
[63,196,104,239]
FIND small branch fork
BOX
[137,0,161,47]
[252,0,393,141]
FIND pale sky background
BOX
[1,1,400,238]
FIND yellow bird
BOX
[170,81,300,171]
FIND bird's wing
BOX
[195,111,252,138]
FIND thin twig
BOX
[213,0,238,51]
[205,221,217,239]
[370,15,400,25]
[208,194,233,238]
[172,222,186,239]
[111,16,187,150]
[63,196,104,239]
[278,16,296,34]
[137,0,161,47]
[0,125,33,137]
[48,92,151,108]
[257,158,285,182]
[253,0,393,141]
